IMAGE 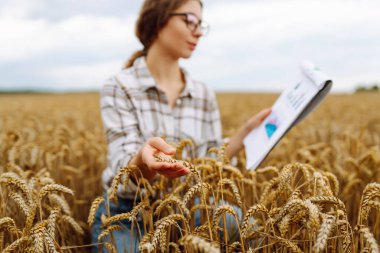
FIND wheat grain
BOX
[304,199,321,231]
[0,217,21,237]
[360,227,379,253]
[108,166,135,203]
[168,242,181,253]
[175,138,194,160]
[279,239,303,253]
[241,204,268,238]
[221,164,244,179]
[2,236,29,253]
[98,224,122,241]
[309,196,347,212]
[61,215,84,235]
[212,205,237,231]
[154,196,190,219]
[217,178,242,207]
[102,200,148,227]
[31,221,47,253]
[183,182,211,205]
[48,193,71,215]
[47,208,60,241]
[138,231,154,252]
[179,234,220,253]
[104,242,117,253]
[322,171,340,196]
[359,183,380,225]
[88,196,104,227]
[38,184,74,201]
[314,214,336,253]
[149,214,187,251]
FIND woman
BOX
[92,0,271,252]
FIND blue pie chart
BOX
[265,123,277,138]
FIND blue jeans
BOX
[192,197,241,242]
[91,192,145,253]
[91,192,241,253]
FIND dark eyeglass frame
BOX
[169,12,210,36]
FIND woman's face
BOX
[155,0,203,59]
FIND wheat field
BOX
[0,92,379,252]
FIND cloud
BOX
[0,0,379,92]
[0,15,138,62]
[183,0,380,92]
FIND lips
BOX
[188,42,197,50]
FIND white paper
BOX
[244,61,332,170]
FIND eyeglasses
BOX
[169,12,210,36]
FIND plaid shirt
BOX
[100,56,222,198]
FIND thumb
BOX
[256,108,272,122]
[149,137,176,155]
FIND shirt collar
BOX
[133,56,195,98]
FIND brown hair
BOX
[125,0,203,68]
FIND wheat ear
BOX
[102,200,148,227]
[61,215,84,235]
[88,196,104,227]
[212,205,238,231]
[149,214,188,251]
[108,165,136,203]
[154,196,190,219]
[313,214,336,253]
[360,227,379,253]
[359,183,380,225]
[217,178,242,207]
[0,217,22,237]
[2,236,29,253]
[179,234,220,253]
[48,193,71,215]
[98,224,122,241]
[183,182,211,205]
[241,204,268,238]
[38,184,74,201]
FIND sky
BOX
[0,0,379,93]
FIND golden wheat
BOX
[1,92,380,252]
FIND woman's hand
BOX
[242,107,272,134]
[226,107,272,159]
[134,137,190,180]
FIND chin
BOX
[181,51,193,59]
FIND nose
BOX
[192,25,203,38]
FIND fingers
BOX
[148,137,176,155]
[245,107,272,132]
[157,168,190,178]
[150,161,190,178]
[141,137,189,179]
[142,150,190,178]
[256,107,272,123]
